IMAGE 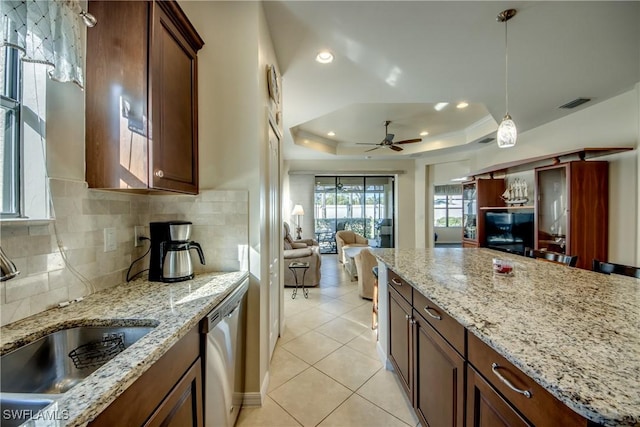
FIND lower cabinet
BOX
[388,287,412,396]
[387,269,592,427]
[414,312,465,427]
[144,360,203,427]
[89,326,202,427]
[467,365,531,427]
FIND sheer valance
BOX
[1,0,96,88]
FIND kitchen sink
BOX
[1,324,156,426]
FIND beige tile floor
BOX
[236,255,419,427]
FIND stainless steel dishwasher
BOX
[202,278,248,427]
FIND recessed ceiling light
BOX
[327,131,336,137]
[434,102,449,111]
[457,101,469,109]
[316,51,334,64]
[419,131,429,136]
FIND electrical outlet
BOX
[104,227,117,252]
[134,226,145,247]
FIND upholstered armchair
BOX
[354,248,377,299]
[335,230,368,264]
[283,222,321,287]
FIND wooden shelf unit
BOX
[462,179,505,248]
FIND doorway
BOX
[314,176,395,253]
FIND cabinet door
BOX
[414,312,465,427]
[466,366,531,427]
[388,287,412,397]
[150,2,199,194]
[86,1,150,190]
[145,359,203,427]
[462,182,478,242]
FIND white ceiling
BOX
[262,1,640,161]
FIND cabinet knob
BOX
[154,170,164,178]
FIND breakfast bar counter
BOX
[0,270,248,427]
[372,248,639,427]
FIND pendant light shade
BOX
[496,9,517,148]
[497,114,517,148]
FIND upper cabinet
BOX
[535,161,608,270]
[86,1,204,194]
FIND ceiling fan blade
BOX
[389,145,403,152]
[356,142,381,146]
[395,138,422,145]
[365,146,381,152]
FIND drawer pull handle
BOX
[491,363,532,398]
[423,306,442,320]
[391,278,402,286]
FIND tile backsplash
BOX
[0,178,249,326]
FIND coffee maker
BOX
[149,221,205,282]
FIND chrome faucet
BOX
[0,246,20,281]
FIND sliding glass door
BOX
[314,176,395,254]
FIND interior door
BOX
[268,117,282,358]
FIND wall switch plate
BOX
[134,226,145,247]
[104,227,117,252]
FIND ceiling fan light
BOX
[497,114,517,148]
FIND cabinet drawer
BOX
[388,270,412,304]
[413,290,465,356]
[468,333,587,427]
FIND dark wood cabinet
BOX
[88,326,202,427]
[414,311,465,427]
[86,1,203,194]
[462,179,505,247]
[386,268,593,427]
[388,286,412,397]
[535,161,608,269]
[467,365,531,427]
[145,359,203,427]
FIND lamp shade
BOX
[291,205,304,216]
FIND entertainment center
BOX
[460,147,632,269]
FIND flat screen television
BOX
[484,212,534,255]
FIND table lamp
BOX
[291,204,304,240]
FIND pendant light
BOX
[496,9,517,148]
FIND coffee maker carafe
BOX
[149,221,205,282]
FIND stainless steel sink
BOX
[1,324,155,426]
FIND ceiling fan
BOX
[356,120,422,152]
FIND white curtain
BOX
[1,0,85,87]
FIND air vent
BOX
[559,97,591,109]
[477,137,494,144]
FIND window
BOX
[314,176,395,253]
[0,46,49,220]
[1,46,21,217]
[434,185,463,227]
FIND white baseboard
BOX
[242,371,270,408]
[377,341,393,370]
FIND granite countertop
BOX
[0,270,248,427]
[372,248,639,427]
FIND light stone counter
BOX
[372,247,639,427]
[0,270,248,427]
